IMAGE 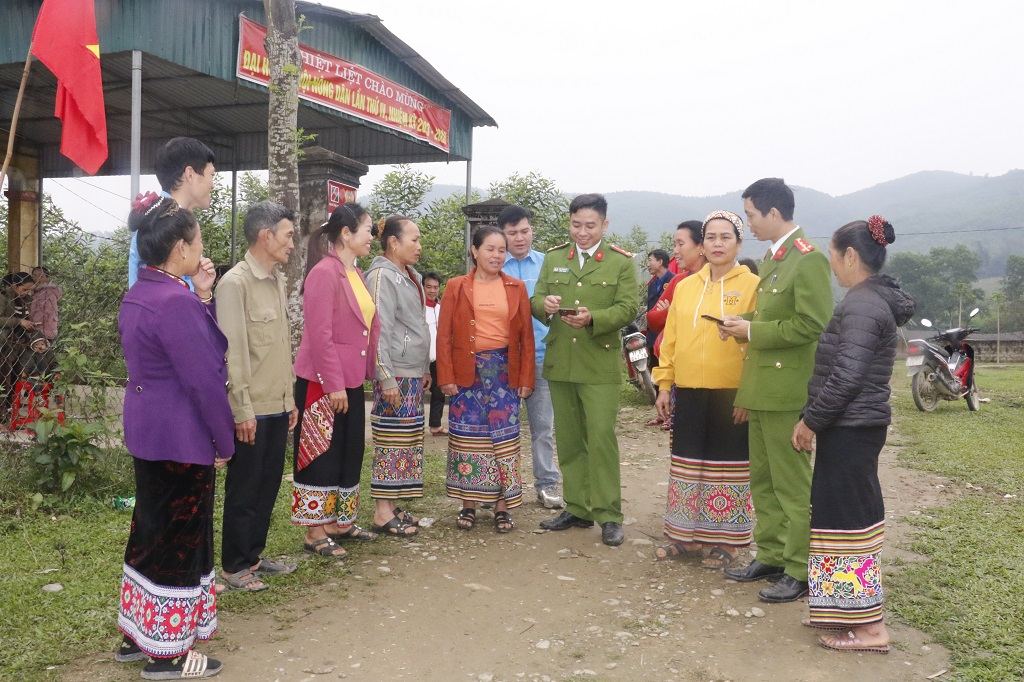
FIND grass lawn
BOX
[0,428,452,682]
[887,363,1024,680]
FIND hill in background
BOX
[424,170,1024,277]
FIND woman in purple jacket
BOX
[292,203,381,558]
[115,195,235,680]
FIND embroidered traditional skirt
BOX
[118,458,216,658]
[292,379,366,529]
[808,425,888,627]
[445,349,523,507]
[370,377,424,499]
[664,388,752,546]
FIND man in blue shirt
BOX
[128,137,216,289]
[500,205,563,509]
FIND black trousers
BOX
[221,414,289,574]
[428,360,446,428]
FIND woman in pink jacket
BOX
[291,203,381,558]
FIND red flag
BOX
[30,0,108,174]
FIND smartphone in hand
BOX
[701,314,725,325]
[557,307,579,317]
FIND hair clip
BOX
[867,215,889,246]
[131,191,160,215]
[158,201,180,219]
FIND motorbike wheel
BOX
[966,383,981,412]
[911,372,940,412]
[639,369,658,405]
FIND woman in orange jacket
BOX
[436,226,535,533]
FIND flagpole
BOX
[0,44,34,193]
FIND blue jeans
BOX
[524,362,559,490]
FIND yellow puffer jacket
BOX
[653,263,759,390]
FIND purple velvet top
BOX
[119,267,235,464]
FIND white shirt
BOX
[769,226,802,258]
[425,302,440,362]
[577,240,602,269]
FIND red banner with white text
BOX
[236,16,451,153]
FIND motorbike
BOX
[622,314,658,404]
[906,308,981,412]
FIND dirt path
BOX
[71,406,955,681]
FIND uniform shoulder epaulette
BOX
[793,237,815,254]
[547,241,570,252]
[609,244,634,258]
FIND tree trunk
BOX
[263,0,304,348]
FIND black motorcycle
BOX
[906,308,980,412]
[622,314,658,404]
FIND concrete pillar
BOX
[461,198,511,273]
[4,153,41,274]
[297,146,369,239]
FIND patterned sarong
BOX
[118,459,217,658]
[445,349,523,507]
[370,377,424,499]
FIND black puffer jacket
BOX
[802,274,915,431]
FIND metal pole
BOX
[464,130,473,273]
[230,167,238,264]
[130,50,142,198]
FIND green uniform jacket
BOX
[734,228,832,412]
[531,242,639,384]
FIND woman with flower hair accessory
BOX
[792,216,914,654]
[652,211,759,567]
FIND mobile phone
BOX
[701,314,725,324]
[557,307,579,316]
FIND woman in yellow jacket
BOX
[652,211,759,569]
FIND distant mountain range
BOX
[426,170,1024,278]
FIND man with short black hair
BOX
[215,200,299,591]
[532,194,639,545]
[500,204,563,509]
[719,178,832,603]
[644,249,672,363]
[128,137,216,288]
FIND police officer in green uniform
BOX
[720,178,833,602]
[531,194,639,546]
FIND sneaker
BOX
[536,487,565,509]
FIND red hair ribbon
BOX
[131,191,160,214]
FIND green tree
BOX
[486,171,569,251]
[886,244,984,327]
[369,164,432,221]
[1003,254,1024,301]
[418,190,481,280]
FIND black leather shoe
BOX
[758,575,809,603]
[539,511,594,531]
[723,560,785,583]
[601,522,624,546]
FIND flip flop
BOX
[654,542,701,561]
[221,570,268,592]
[430,427,449,436]
[371,515,418,537]
[302,537,348,559]
[818,630,891,654]
[253,558,297,575]
[329,525,378,542]
[645,417,664,426]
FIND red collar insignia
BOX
[773,246,787,260]
[595,250,604,261]
[793,238,815,254]
[568,248,575,259]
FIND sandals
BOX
[430,427,449,436]
[818,630,891,654]
[654,542,701,561]
[221,570,268,592]
[328,525,378,543]
[701,546,738,569]
[371,516,418,537]
[494,511,514,533]
[802,618,844,631]
[393,506,420,526]
[456,507,476,530]
[141,650,223,680]
[302,537,348,559]
[645,417,664,426]
[253,558,296,575]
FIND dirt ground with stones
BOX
[70,404,959,682]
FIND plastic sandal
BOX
[302,537,348,558]
[654,542,701,561]
[221,570,268,592]
[253,558,296,575]
[494,510,514,533]
[456,507,476,530]
[818,630,891,654]
[141,649,223,679]
[328,525,378,542]
[701,547,739,569]
[371,516,418,537]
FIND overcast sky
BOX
[32,0,1024,232]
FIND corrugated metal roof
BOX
[0,0,495,177]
